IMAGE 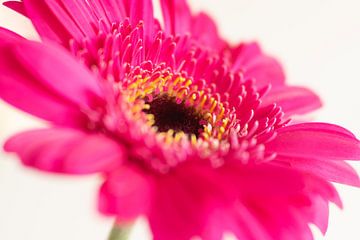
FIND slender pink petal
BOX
[262,86,322,116]
[22,0,73,44]
[191,12,227,51]
[44,0,97,39]
[130,0,154,44]
[148,162,306,240]
[0,40,104,125]
[299,195,329,234]
[0,46,83,125]
[302,174,342,208]
[0,26,24,43]
[275,155,360,187]
[99,166,153,220]
[149,174,207,240]
[231,164,305,196]
[232,42,285,88]
[13,40,103,106]
[96,0,127,22]
[160,0,192,35]
[267,123,360,160]
[3,1,27,17]
[229,204,273,240]
[4,128,124,174]
[245,199,314,240]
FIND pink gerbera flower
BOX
[1,0,360,239]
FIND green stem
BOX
[108,222,132,240]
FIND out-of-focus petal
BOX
[191,12,227,51]
[3,1,27,17]
[20,0,129,45]
[267,123,360,160]
[262,86,322,116]
[232,42,285,88]
[160,0,192,35]
[129,0,154,45]
[275,155,360,187]
[99,166,154,220]
[22,0,75,44]
[0,26,24,43]
[0,40,104,125]
[4,128,124,174]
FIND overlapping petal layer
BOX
[0,1,359,240]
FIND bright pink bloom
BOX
[1,1,360,239]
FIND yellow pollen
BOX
[176,87,189,99]
[210,99,218,113]
[191,134,197,145]
[125,71,232,146]
[165,129,175,144]
[143,104,151,110]
[174,131,185,142]
[199,94,207,108]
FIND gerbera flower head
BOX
[1,0,360,239]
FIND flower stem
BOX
[108,222,132,240]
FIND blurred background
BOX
[0,0,360,239]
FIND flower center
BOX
[143,94,204,137]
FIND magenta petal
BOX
[299,195,329,235]
[267,123,360,160]
[0,40,104,125]
[191,12,227,51]
[94,0,127,22]
[276,155,360,187]
[0,27,24,43]
[248,200,314,240]
[4,128,124,174]
[160,0,192,35]
[99,166,153,220]
[12,41,103,107]
[262,86,322,116]
[0,48,83,125]
[23,0,73,44]
[130,0,154,43]
[232,42,285,88]
[304,174,342,208]
[3,1,27,16]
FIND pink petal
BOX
[130,0,154,44]
[23,0,73,44]
[99,166,153,220]
[3,1,27,17]
[160,0,192,35]
[218,204,273,240]
[232,42,285,88]
[0,48,83,125]
[148,163,235,240]
[43,0,96,39]
[0,40,104,125]
[14,40,103,106]
[191,12,227,51]
[303,174,342,208]
[149,175,204,240]
[94,0,127,22]
[232,163,305,196]
[275,155,360,187]
[148,162,306,240]
[245,199,314,240]
[299,195,329,235]
[267,123,360,160]
[262,86,322,116]
[0,26,24,43]
[4,128,124,174]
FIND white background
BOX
[1,0,360,239]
